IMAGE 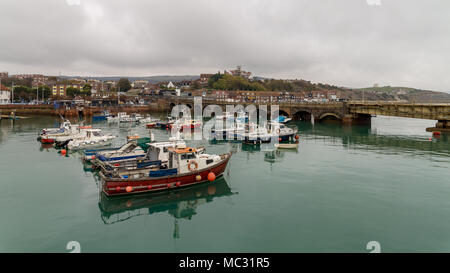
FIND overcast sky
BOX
[0,0,449,91]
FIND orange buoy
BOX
[196,175,202,181]
[208,172,216,182]
[126,186,133,193]
[61,149,67,156]
[295,135,300,140]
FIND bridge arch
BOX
[318,112,342,121]
[293,110,312,122]
[279,109,290,118]
[317,112,342,123]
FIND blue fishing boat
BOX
[92,111,111,122]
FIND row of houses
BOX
[0,84,10,104]
[189,90,341,103]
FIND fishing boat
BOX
[170,118,202,130]
[99,144,231,196]
[54,129,104,148]
[90,138,186,167]
[40,120,73,136]
[92,110,111,122]
[86,141,147,162]
[120,113,143,123]
[106,112,128,123]
[140,115,160,124]
[84,137,154,162]
[39,122,86,144]
[211,120,246,140]
[270,122,298,142]
[146,119,161,128]
[156,116,176,129]
[242,123,275,144]
[61,130,117,150]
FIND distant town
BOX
[1,66,450,107]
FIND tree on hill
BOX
[82,84,92,95]
[117,78,131,92]
[212,74,266,91]
[38,86,51,99]
[66,87,80,97]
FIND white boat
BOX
[40,122,93,143]
[269,122,298,142]
[171,118,202,131]
[107,112,127,123]
[243,123,276,144]
[87,141,147,162]
[54,129,103,143]
[212,120,246,139]
[120,113,142,123]
[40,120,73,135]
[66,131,117,150]
[139,115,159,124]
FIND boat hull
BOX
[92,116,108,121]
[101,154,231,196]
[41,138,55,144]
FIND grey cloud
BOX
[0,0,449,92]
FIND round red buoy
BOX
[196,175,202,181]
[147,185,152,190]
[116,186,120,191]
[278,138,282,142]
[176,182,181,187]
[208,172,216,182]
[126,186,133,193]
[295,135,300,140]
[433,131,441,137]
[114,163,120,167]
[61,149,67,156]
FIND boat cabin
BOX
[146,141,186,163]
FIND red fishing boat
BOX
[100,145,232,196]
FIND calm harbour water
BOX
[0,115,449,253]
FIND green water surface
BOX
[0,115,449,253]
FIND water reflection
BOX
[293,121,450,158]
[98,178,236,237]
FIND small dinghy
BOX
[274,142,299,149]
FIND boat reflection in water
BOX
[98,177,235,237]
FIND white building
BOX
[0,91,11,104]
[167,81,175,88]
